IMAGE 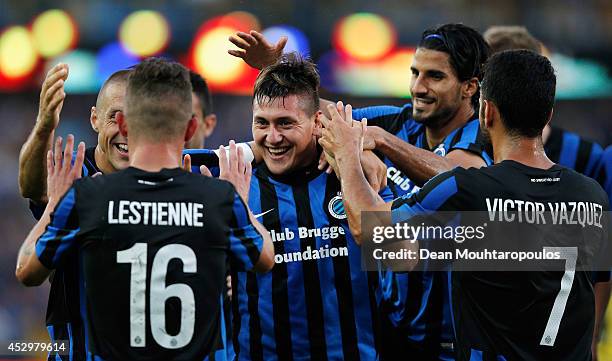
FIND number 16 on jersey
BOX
[117,243,197,349]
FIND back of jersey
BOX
[447,161,610,361]
[73,167,241,360]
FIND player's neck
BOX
[493,134,554,169]
[425,104,474,148]
[129,141,182,172]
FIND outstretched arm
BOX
[318,103,391,244]
[19,63,69,203]
[16,135,85,286]
[218,141,274,272]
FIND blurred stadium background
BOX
[0,0,610,359]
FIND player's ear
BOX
[185,115,198,142]
[116,111,128,137]
[202,113,217,138]
[314,110,323,129]
[463,77,479,99]
[546,108,554,127]
[482,99,495,129]
[90,106,99,133]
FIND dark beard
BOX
[413,105,456,129]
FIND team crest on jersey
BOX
[328,193,347,220]
[433,143,446,157]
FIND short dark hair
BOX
[481,50,556,138]
[190,71,213,116]
[126,57,192,140]
[419,23,490,110]
[484,26,542,54]
[96,69,131,109]
[253,52,319,116]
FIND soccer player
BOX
[229,24,491,360]
[17,65,130,360]
[321,50,610,361]
[188,53,393,360]
[229,25,492,360]
[484,25,605,178]
[484,26,611,359]
[15,58,274,360]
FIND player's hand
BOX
[38,63,69,131]
[361,150,387,192]
[219,140,252,203]
[228,30,287,70]
[319,101,366,162]
[46,134,85,206]
[226,275,232,300]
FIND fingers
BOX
[73,142,85,179]
[200,165,213,177]
[229,34,250,49]
[54,136,63,172]
[62,135,75,177]
[47,86,66,111]
[319,113,331,128]
[245,157,252,180]
[237,145,246,176]
[318,151,328,170]
[41,64,68,95]
[218,144,228,176]
[326,103,343,123]
[250,30,271,46]
[182,154,192,173]
[228,49,247,58]
[345,104,353,126]
[275,36,288,50]
[46,150,53,177]
[236,31,258,46]
[228,140,238,174]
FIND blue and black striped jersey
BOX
[352,104,492,360]
[544,126,603,178]
[391,161,610,361]
[352,104,492,198]
[35,167,264,360]
[596,146,612,205]
[229,162,393,361]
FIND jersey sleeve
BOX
[35,187,81,269]
[447,119,493,165]
[183,149,221,176]
[227,190,265,271]
[352,103,415,135]
[391,170,460,223]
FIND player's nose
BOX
[411,75,428,97]
[266,126,284,144]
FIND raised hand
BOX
[46,134,85,205]
[228,30,287,70]
[218,140,252,203]
[319,102,367,162]
[38,63,69,131]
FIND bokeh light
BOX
[0,26,38,79]
[262,25,310,56]
[333,13,396,62]
[190,14,260,93]
[49,50,97,93]
[31,9,78,58]
[97,42,139,85]
[119,10,170,57]
[221,11,260,32]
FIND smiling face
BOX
[410,48,464,128]
[252,94,320,175]
[91,81,129,173]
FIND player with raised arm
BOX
[321,50,610,361]
[15,58,273,360]
[186,53,393,360]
